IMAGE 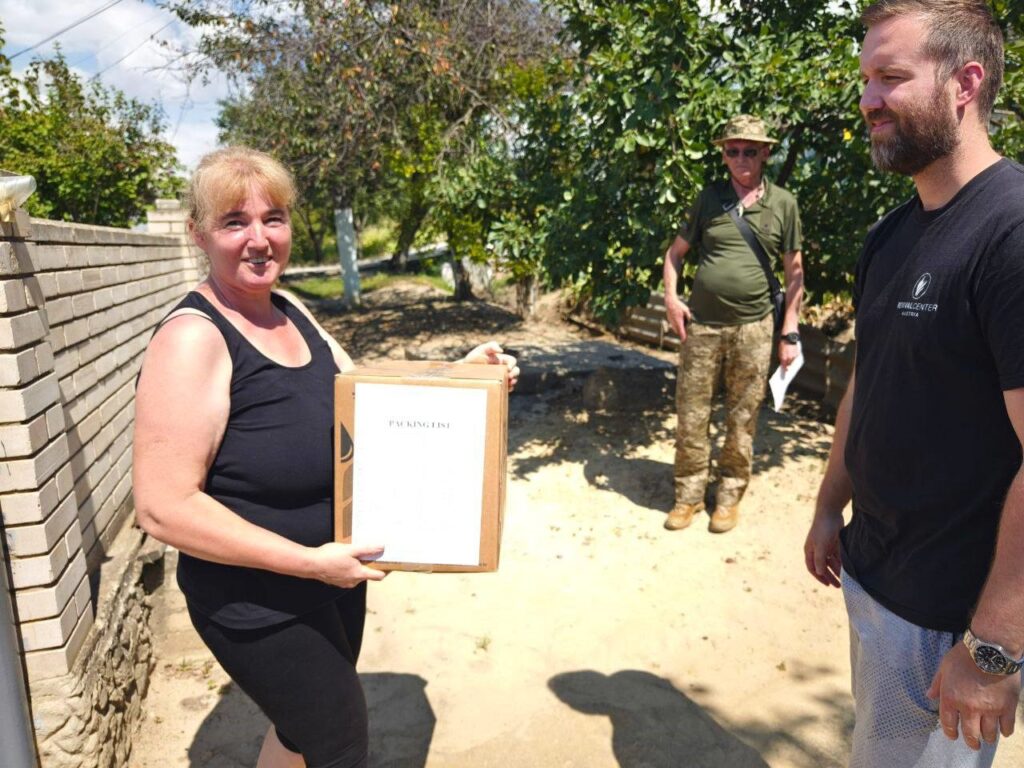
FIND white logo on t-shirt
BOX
[912,273,932,299]
[897,273,939,317]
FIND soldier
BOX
[662,114,804,533]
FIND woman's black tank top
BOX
[171,290,344,628]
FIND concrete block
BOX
[35,343,54,376]
[55,463,74,500]
[0,208,32,238]
[56,271,84,295]
[0,241,34,276]
[0,310,46,349]
[71,292,96,317]
[53,348,75,379]
[4,491,78,556]
[66,245,90,268]
[0,474,62,524]
[72,365,98,398]
[80,267,104,290]
[45,295,73,325]
[35,272,59,299]
[18,583,82,651]
[45,403,65,439]
[71,566,91,618]
[0,371,59,421]
[24,219,73,245]
[9,535,72,588]
[32,244,69,271]
[13,550,87,622]
[0,348,39,386]
[23,604,93,682]
[94,285,115,309]
[0,411,49,458]
[0,436,69,493]
[0,278,29,312]
[63,317,88,347]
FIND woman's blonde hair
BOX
[186,146,297,232]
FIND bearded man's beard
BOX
[867,87,959,176]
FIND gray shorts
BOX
[842,570,997,768]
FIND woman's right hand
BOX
[308,542,387,587]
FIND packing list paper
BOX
[768,346,804,411]
[351,382,487,565]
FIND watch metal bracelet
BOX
[962,628,1024,675]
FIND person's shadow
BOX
[549,669,768,768]
[186,672,435,767]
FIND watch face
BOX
[974,644,1009,674]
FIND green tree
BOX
[170,0,562,269]
[494,0,1024,321]
[0,36,181,227]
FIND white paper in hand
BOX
[768,345,804,411]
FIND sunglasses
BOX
[724,148,761,158]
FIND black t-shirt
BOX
[841,158,1024,633]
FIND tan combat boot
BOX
[664,501,704,531]
[708,504,739,533]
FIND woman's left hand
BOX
[463,341,520,391]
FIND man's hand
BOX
[665,296,692,342]
[928,641,1021,750]
[778,339,800,372]
[804,509,843,588]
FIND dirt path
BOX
[131,281,1024,768]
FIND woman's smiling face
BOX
[193,185,292,293]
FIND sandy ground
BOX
[130,281,1024,768]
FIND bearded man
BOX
[803,2,1024,766]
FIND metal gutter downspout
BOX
[0,547,39,768]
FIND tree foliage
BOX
[483,0,1024,320]
[0,32,181,227]
[168,0,562,264]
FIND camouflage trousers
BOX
[674,314,773,508]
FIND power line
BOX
[69,9,171,69]
[88,20,176,81]
[9,0,128,60]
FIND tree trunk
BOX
[452,256,474,301]
[515,274,539,319]
[297,208,324,263]
[390,175,431,272]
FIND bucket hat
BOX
[712,114,778,146]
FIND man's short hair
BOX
[861,0,1004,122]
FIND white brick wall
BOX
[2,207,203,684]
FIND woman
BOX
[133,146,518,768]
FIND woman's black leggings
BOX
[187,584,368,768]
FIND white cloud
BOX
[1,0,229,171]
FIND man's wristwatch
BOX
[780,332,800,345]
[962,628,1024,675]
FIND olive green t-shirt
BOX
[677,179,802,326]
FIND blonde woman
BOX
[133,146,517,768]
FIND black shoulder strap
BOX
[720,188,782,295]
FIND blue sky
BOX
[0,0,230,170]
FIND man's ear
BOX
[954,61,985,111]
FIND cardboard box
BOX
[334,361,508,572]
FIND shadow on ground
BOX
[510,390,834,516]
[184,673,434,768]
[550,669,769,767]
[314,285,525,361]
[550,667,852,768]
